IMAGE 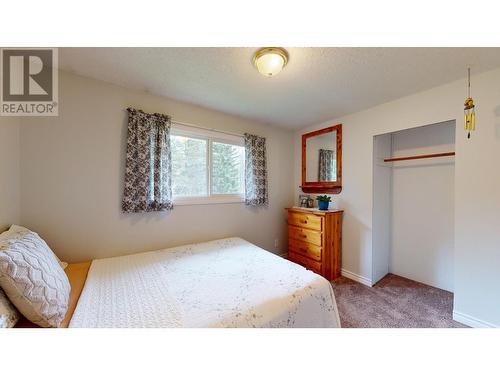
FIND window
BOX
[171,135,208,197]
[171,123,245,205]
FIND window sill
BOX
[173,195,245,206]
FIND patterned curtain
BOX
[318,149,336,182]
[122,108,173,212]
[244,133,268,206]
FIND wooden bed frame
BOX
[14,261,91,328]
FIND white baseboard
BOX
[341,268,373,287]
[453,310,498,328]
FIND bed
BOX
[18,238,340,328]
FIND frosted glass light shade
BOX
[253,48,288,77]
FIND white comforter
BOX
[70,238,340,328]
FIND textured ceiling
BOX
[59,48,500,129]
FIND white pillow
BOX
[0,226,71,327]
[0,288,20,328]
[4,225,68,269]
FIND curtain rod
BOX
[171,119,244,138]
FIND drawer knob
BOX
[302,235,307,238]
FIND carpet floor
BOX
[331,273,467,328]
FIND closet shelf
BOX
[384,152,455,163]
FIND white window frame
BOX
[171,123,245,206]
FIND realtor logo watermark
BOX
[1,48,58,116]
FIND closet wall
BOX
[373,120,455,292]
[372,133,392,284]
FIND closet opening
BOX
[372,120,456,292]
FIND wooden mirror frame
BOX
[301,124,342,194]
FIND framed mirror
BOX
[301,124,342,194]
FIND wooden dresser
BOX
[286,207,343,281]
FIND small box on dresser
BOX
[286,207,343,281]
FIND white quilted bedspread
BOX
[69,238,340,328]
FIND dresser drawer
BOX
[286,208,343,281]
[288,251,322,274]
[288,238,322,261]
[288,212,323,231]
[288,225,322,247]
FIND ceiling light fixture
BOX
[253,47,289,77]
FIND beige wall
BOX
[0,116,20,231]
[294,67,500,327]
[20,71,294,262]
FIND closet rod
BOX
[384,152,455,163]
